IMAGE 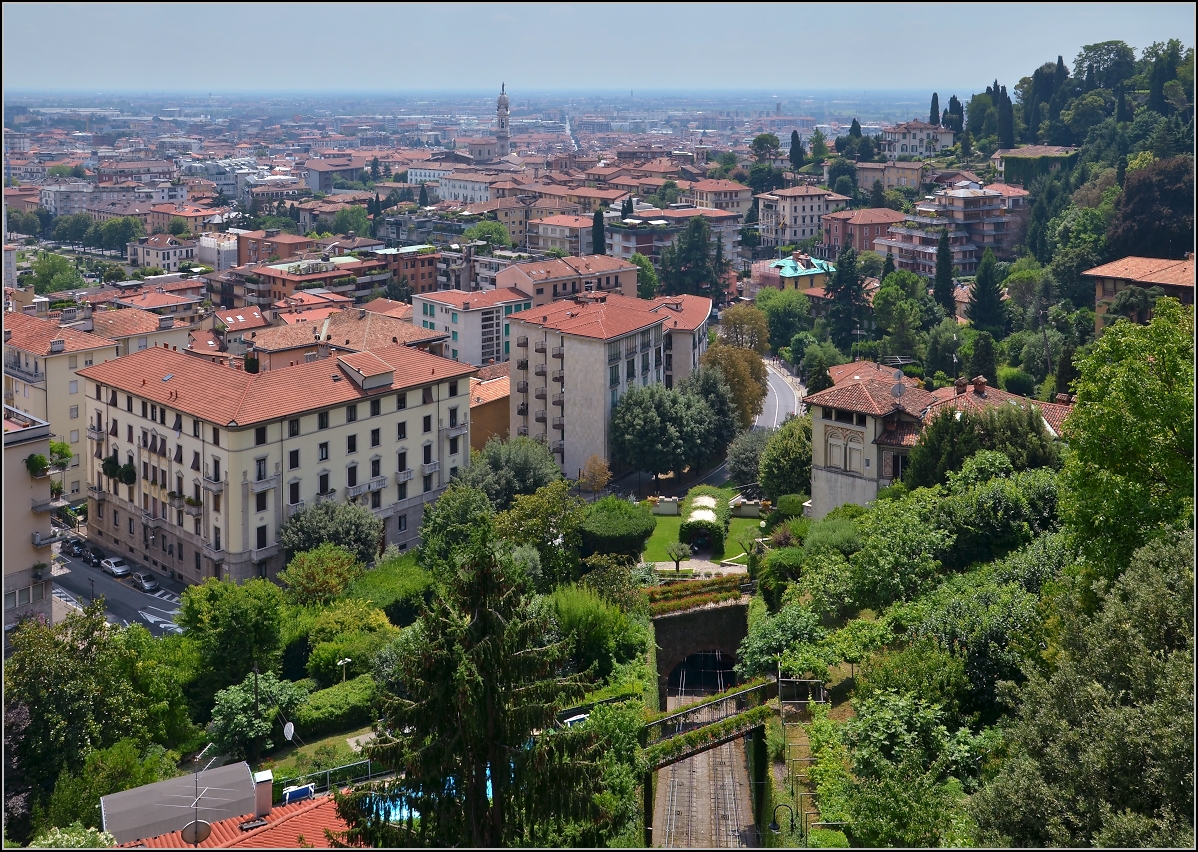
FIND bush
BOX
[825,503,866,522]
[278,543,364,605]
[804,517,862,558]
[305,600,398,686]
[342,551,432,627]
[946,450,1013,493]
[736,602,825,678]
[552,585,639,679]
[25,453,49,477]
[760,546,806,609]
[678,485,732,556]
[998,366,1036,396]
[649,590,741,617]
[293,674,377,738]
[580,496,656,558]
[777,493,807,518]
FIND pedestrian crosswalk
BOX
[53,587,82,610]
[148,588,181,605]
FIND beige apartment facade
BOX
[4,407,58,632]
[4,313,121,500]
[78,345,476,584]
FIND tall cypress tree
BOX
[418,183,429,206]
[929,92,940,125]
[788,130,805,169]
[849,118,862,139]
[591,209,605,255]
[882,251,896,281]
[826,244,866,351]
[934,229,955,315]
[970,331,997,385]
[869,180,885,208]
[967,248,1003,334]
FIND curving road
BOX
[755,360,804,431]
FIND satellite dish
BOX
[181,820,212,844]
[893,369,904,381]
[891,383,906,398]
[284,722,295,741]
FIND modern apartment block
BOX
[754,186,851,247]
[77,345,476,583]
[495,255,637,306]
[4,313,121,497]
[412,288,533,366]
[874,186,1009,276]
[507,292,709,475]
[4,406,60,633]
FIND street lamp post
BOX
[768,802,796,836]
[337,657,352,683]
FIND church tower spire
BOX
[496,83,511,155]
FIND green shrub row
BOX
[648,590,741,617]
[642,676,773,724]
[645,574,742,602]
[581,496,657,558]
[678,485,732,556]
[643,704,774,767]
[292,674,377,739]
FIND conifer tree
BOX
[967,248,1004,334]
[418,183,428,206]
[929,92,940,125]
[934,229,955,316]
[882,251,895,281]
[788,130,805,169]
[970,331,997,385]
[826,244,866,351]
[849,118,862,139]
[870,180,885,208]
[591,209,605,255]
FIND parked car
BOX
[131,572,159,592]
[100,557,131,577]
[86,547,104,567]
[67,539,87,558]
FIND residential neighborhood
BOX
[2,5,1193,851]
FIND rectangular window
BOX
[193,418,200,437]
[213,492,221,513]
[370,398,381,417]
[610,365,620,387]
[318,441,329,461]
[371,428,380,447]
[255,458,267,481]
[371,489,381,509]
[397,450,407,470]
[423,473,433,493]
[319,472,329,494]
[69,380,78,394]
[256,525,267,549]
[449,436,459,455]
[212,427,220,446]
[448,407,458,428]
[347,465,358,487]
[396,392,407,410]
[318,411,329,430]
[255,491,268,512]
[289,449,300,469]
[423,444,433,464]
[423,415,432,433]
[142,401,148,418]
[448,381,458,397]
[289,481,300,504]
[289,418,300,437]
[371,458,381,477]
[347,434,357,454]
[397,513,407,531]
[255,426,267,445]
[346,404,357,423]
[397,421,407,440]
[422,387,433,405]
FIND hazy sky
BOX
[3,2,1193,94]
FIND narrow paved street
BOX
[755,360,805,431]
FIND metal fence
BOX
[271,758,391,803]
[643,680,774,747]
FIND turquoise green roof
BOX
[769,256,836,279]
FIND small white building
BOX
[413,288,533,366]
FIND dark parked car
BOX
[67,539,87,558]
[86,548,104,567]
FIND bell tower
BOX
[496,83,511,155]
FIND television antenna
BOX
[185,743,218,847]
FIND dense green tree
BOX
[385,273,412,303]
[629,251,659,299]
[933,230,955,315]
[700,342,768,430]
[335,528,606,847]
[719,302,770,353]
[418,183,429,206]
[750,132,781,162]
[869,179,885,208]
[208,671,307,762]
[755,287,810,354]
[28,251,85,295]
[279,498,384,564]
[881,251,896,281]
[176,578,285,690]
[758,415,813,501]
[966,248,1003,334]
[808,128,829,160]
[970,531,1194,847]
[1060,298,1193,574]
[825,244,867,350]
[727,426,774,490]
[462,219,510,248]
[1106,155,1194,260]
[826,158,857,193]
[677,365,739,465]
[27,823,116,849]
[659,216,722,298]
[591,209,605,255]
[494,479,585,592]
[929,92,941,125]
[788,129,806,169]
[452,435,561,510]
[39,740,178,833]
[277,543,364,605]
[609,384,688,481]
[330,205,371,237]
[736,602,826,678]
[416,483,495,570]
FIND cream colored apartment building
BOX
[509,292,696,476]
[4,406,58,632]
[754,186,851,247]
[4,313,121,500]
[78,345,476,584]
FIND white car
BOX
[101,557,131,577]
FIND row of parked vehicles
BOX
[62,539,159,592]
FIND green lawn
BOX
[256,723,374,778]
[640,501,765,563]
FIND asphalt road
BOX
[755,360,805,431]
[50,541,182,636]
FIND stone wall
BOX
[652,601,749,706]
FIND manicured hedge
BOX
[293,674,377,738]
[777,494,807,518]
[678,486,732,556]
[649,590,742,617]
[581,496,657,557]
[645,574,742,603]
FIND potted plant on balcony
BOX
[25,453,49,478]
[102,453,121,480]
[119,462,137,486]
[49,440,72,470]
[50,479,64,500]
[31,562,47,581]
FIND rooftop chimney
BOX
[158,314,174,330]
[50,338,65,354]
[359,308,366,319]
[253,770,273,818]
[954,377,968,395]
[972,375,988,394]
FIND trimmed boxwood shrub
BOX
[293,674,376,738]
[678,486,731,556]
[777,494,807,518]
[580,496,656,558]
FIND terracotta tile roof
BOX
[218,308,269,332]
[874,420,923,447]
[188,329,225,352]
[649,294,712,332]
[761,185,848,200]
[822,208,907,226]
[926,380,1073,436]
[691,179,750,192]
[470,375,510,406]
[359,297,413,320]
[1081,256,1194,289]
[78,344,476,427]
[804,377,935,417]
[116,291,199,310]
[828,361,920,386]
[88,308,179,338]
[475,361,510,381]
[248,309,442,354]
[529,214,593,228]
[4,311,117,356]
[420,288,531,310]
[511,293,664,340]
[121,794,352,848]
[984,182,1030,197]
[276,306,345,325]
